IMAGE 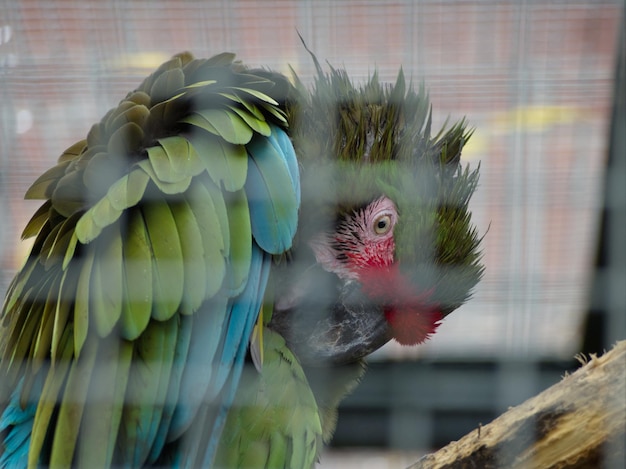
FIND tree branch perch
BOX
[410,341,626,469]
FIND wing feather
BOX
[185,178,227,298]
[147,313,193,463]
[28,327,73,468]
[73,247,94,358]
[185,128,248,192]
[245,128,299,254]
[49,334,99,466]
[74,337,132,467]
[118,316,178,466]
[141,193,185,321]
[120,209,153,340]
[0,52,300,468]
[223,189,252,295]
[214,329,322,469]
[90,224,123,338]
[169,198,207,315]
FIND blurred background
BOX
[1,1,624,467]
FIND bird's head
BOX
[269,54,483,363]
[309,195,441,346]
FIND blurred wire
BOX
[0,0,623,464]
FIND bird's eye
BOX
[373,214,393,235]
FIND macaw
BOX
[0,50,483,468]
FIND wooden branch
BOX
[410,341,626,469]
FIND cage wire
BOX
[0,1,623,467]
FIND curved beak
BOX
[269,267,391,366]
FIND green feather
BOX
[232,86,279,106]
[49,334,99,467]
[201,51,236,67]
[146,144,181,183]
[107,121,144,156]
[158,136,205,178]
[87,198,123,242]
[136,159,192,194]
[104,101,137,130]
[124,90,152,108]
[43,212,80,270]
[91,223,123,338]
[145,136,206,185]
[24,161,71,200]
[74,166,151,246]
[145,92,187,131]
[107,167,151,211]
[186,129,248,192]
[120,209,153,340]
[74,208,102,245]
[200,177,231,255]
[258,101,288,125]
[74,247,95,358]
[50,170,85,218]
[28,326,73,468]
[118,316,178,465]
[50,267,75,362]
[86,121,105,147]
[148,313,193,461]
[143,316,179,462]
[234,92,267,120]
[184,79,217,89]
[168,198,206,315]
[57,139,88,163]
[30,276,60,373]
[39,223,63,267]
[186,179,227,297]
[106,103,150,140]
[75,338,132,467]
[224,189,252,295]
[266,432,289,467]
[149,67,185,105]
[227,104,271,136]
[141,193,184,321]
[138,55,186,97]
[194,108,253,145]
[3,292,38,383]
[83,151,123,198]
[215,329,322,469]
[180,112,219,135]
[21,200,52,240]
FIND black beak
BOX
[269,265,391,366]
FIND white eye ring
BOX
[373,213,393,235]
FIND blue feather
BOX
[212,242,268,395]
[169,243,269,468]
[245,130,299,254]
[167,295,229,442]
[267,125,301,205]
[200,242,271,467]
[0,378,38,469]
[147,314,193,463]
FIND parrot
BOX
[0,49,483,468]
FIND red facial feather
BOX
[358,263,442,346]
[313,196,442,346]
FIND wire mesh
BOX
[0,0,623,466]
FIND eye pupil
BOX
[374,214,393,234]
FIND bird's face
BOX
[269,60,482,365]
[309,196,397,281]
[310,195,442,347]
